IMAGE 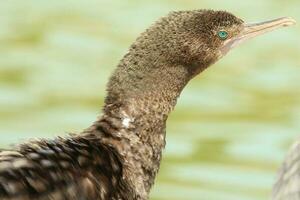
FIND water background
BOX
[0,1,299,199]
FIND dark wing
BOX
[272,140,300,200]
[0,134,122,200]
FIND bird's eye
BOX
[218,30,228,40]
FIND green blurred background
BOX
[0,1,299,199]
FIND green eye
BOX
[218,30,228,40]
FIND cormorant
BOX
[0,10,295,200]
[273,140,300,199]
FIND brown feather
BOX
[0,9,244,200]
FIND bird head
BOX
[139,10,296,76]
[107,10,296,105]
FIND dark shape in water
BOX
[0,9,295,200]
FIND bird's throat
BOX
[92,53,192,198]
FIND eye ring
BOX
[218,30,229,40]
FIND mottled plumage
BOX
[0,9,295,200]
[273,140,300,200]
[0,133,124,200]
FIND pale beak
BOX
[221,17,296,55]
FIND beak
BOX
[221,17,296,55]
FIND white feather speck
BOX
[122,118,131,128]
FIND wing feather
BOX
[0,134,122,200]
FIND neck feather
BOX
[88,45,194,199]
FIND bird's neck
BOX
[90,51,193,199]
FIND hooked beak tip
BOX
[280,17,297,26]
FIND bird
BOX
[273,140,300,199]
[0,9,295,200]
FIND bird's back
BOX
[0,134,122,200]
[273,139,300,200]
